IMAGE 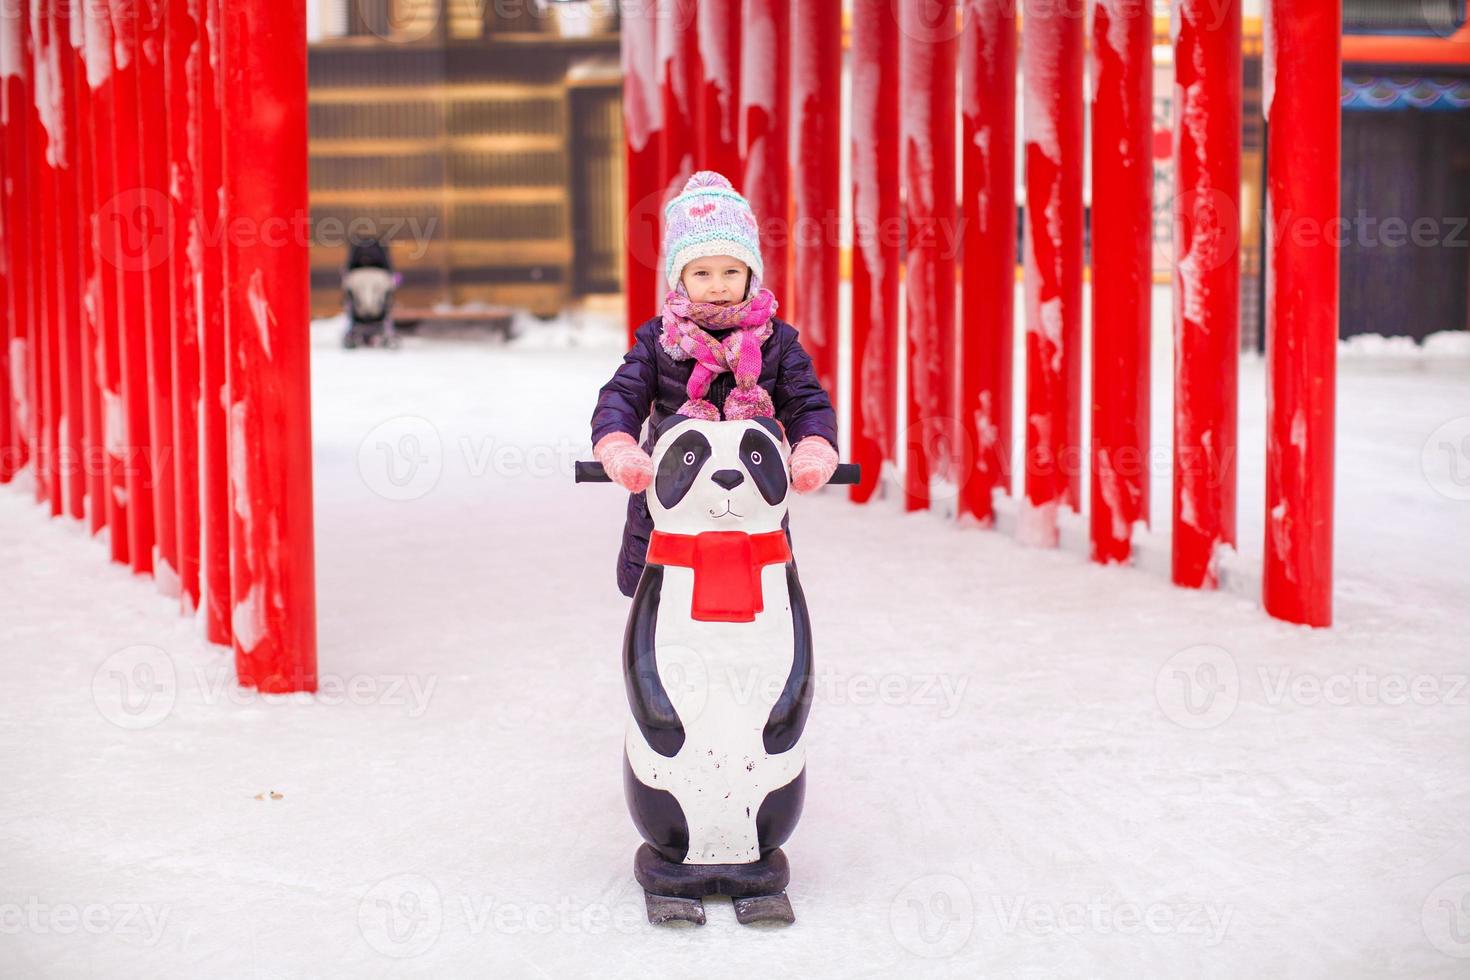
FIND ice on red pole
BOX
[901,0,960,513]
[791,0,841,405]
[1020,3,1085,546]
[106,0,158,575]
[697,0,742,181]
[136,0,180,593]
[84,0,131,565]
[1171,0,1241,589]
[621,0,663,341]
[1263,0,1338,626]
[166,0,203,613]
[0,4,29,483]
[70,4,109,537]
[849,0,901,505]
[959,0,1017,524]
[739,0,790,308]
[198,0,231,644]
[657,0,700,284]
[1089,0,1153,563]
[221,0,317,691]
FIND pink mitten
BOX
[789,436,839,494]
[594,432,653,493]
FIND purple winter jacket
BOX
[590,315,838,597]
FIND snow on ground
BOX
[2,299,1468,978]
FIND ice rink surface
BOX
[2,299,1468,978]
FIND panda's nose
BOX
[711,469,745,490]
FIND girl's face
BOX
[681,255,750,306]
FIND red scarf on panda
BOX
[646,529,791,623]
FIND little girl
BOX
[590,171,839,597]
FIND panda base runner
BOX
[635,843,794,925]
[578,417,858,928]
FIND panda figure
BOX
[622,415,813,926]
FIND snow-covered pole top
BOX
[738,0,777,123]
[621,5,662,152]
[697,3,736,146]
[31,1,67,168]
[84,0,115,90]
[0,2,23,82]
[69,0,84,51]
[109,0,134,71]
[1260,0,1275,122]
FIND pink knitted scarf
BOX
[659,278,780,421]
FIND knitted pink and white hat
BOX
[662,171,765,290]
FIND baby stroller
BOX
[342,237,400,349]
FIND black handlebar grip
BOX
[575,461,611,483]
[575,460,861,486]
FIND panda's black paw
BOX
[733,891,795,926]
[644,891,706,926]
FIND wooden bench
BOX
[392,306,517,338]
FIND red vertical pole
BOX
[11,3,38,485]
[49,0,86,522]
[5,0,36,487]
[958,0,1016,523]
[72,6,108,537]
[1263,0,1338,627]
[198,0,230,643]
[0,89,8,484]
[901,0,959,512]
[1171,0,1240,588]
[137,0,178,591]
[849,0,900,504]
[0,5,24,484]
[166,0,201,612]
[108,0,156,575]
[697,0,742,182]
[621,0,662,340]
[1020,1,1085,545]
[23,0,42,494]
[30,0,59,513]
[221,0,317,691]
[791,0,841,400]
[740,0,790,317]
[84,0,129,565]
[1088,0,1152,562]
[21,0,41,497]
[658,0,700,285]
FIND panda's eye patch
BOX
[740,428,787,505]
[657,430,713,510]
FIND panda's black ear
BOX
[753,416,786,446]
[653,413,692,445]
